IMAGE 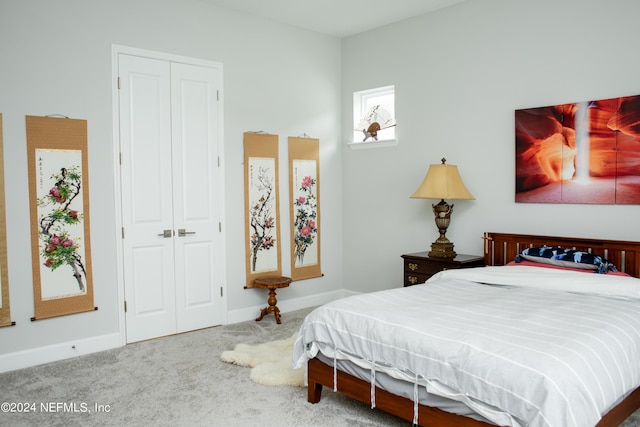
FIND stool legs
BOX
[255,287,282,324]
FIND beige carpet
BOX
[0,307,407,427]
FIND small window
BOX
[351,85,396,146]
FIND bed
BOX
[292,232,640,426]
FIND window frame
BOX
[348,85,397,150]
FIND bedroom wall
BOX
[341,0,640,293]
[0,0,342,370]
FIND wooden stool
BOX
[254,276,291,324]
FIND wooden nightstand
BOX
[401,252,484,286]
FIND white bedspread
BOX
[292,266,640,427]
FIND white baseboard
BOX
[226,289,351,324]
[0,333,122,374]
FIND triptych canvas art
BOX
[516,94,640,204]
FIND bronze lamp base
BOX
[428,199,457,259]
[428,241,456,259]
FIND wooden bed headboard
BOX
[483,232,640,278]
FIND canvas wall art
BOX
[243,132,282,288]
[26,116,95,320]
[0,114,12,327]
[515,95,640,204]
[289,137,321,281]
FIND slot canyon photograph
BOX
[515,95,640,204]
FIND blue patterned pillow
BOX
[515,246,617,274]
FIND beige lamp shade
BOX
[410,158,474,200]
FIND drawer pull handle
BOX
[408,276,418,284]
[408,263,418,271]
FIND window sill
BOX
[347,139,398,150]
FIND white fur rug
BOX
[220,333,304,387]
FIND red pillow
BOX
[507,260,631,277]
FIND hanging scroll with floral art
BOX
[243,133,282,288]
[26,116,94,320]
[289,137,321,281]
[0,114,12,327]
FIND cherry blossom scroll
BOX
[243,133,282,288]
[0,114,12,327]
[26,116,95,320]
[289,137,321,281]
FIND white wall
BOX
[0,0,342,370]
[3,0,640,372]
[341,0,640,293]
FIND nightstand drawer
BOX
[405,260,443,276]
[401,252,484,287]
[405,273,430,286]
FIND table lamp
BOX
[410,158,475,259]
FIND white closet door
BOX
[170,62,224,333]
[118,54,224,343]
[119,55,176,343]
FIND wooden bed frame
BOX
[306,232,640,427]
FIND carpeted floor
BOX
[1,306,639,427]
[0,307,407,427]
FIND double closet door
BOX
[118,53,225,343]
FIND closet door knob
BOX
[178,228,196,237]
[157,229,173,238]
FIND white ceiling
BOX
[199,0,468,38]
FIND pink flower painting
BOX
[293,175,317,265]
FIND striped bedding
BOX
[292,265,640,427]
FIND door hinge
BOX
[119,152,123,165]
[219,222,222,232]
[118,77,121,90]
[217,90,219,101]
[122,227,125,239]
[124,300,127,312]
[217,156,220,167]
[220,287,223,297]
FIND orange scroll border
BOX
[289,137,322,281]
[26,116,95,320]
